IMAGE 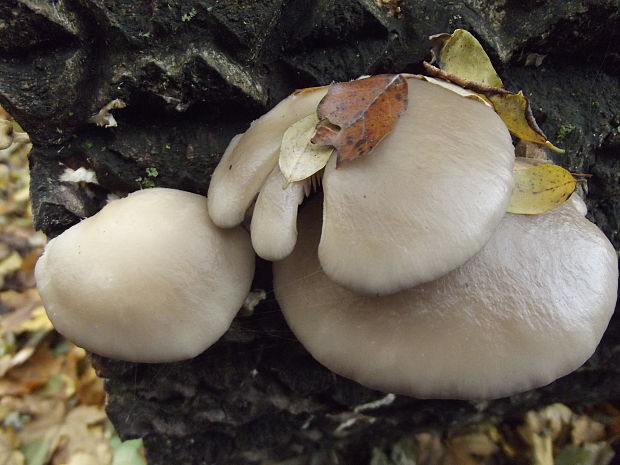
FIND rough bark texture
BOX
[1,0,619,464]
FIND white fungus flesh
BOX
[250,165,304,261]
[274,195,618,400]
[207,86,328,229]
[35,188,255,363]
[319,77,515,295]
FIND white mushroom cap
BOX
[274,195,618,400]
[319,77,515,295]
[207,86,328,228]
[35,188,255,363]
[209,77,514,294]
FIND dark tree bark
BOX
[1,1,619,464]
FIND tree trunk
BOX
[1,0,618,463]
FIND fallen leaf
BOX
[278,114,334,184]
[369,448,393,465]
[555,443,615,465]
[0,431,25,465]
[389,436,418,465]
[65,450,108,465]
[508,163,577,214]
[0,252,23,279]
[88,99,126,128]
[423,31,565,153]
[18,307,53,334]
[311,74,408,165]
[571,416,606,446]
[430,29,503,88]
[0,347,36,377]
[1,344,66,394]
[111,439,147,465]
[525,53,547,67]
[21,437,50,465]
[415,433,444,465]
[74,365,105,407]
[417,76,492,107]
[488,92,564,152]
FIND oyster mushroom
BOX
[35,188,255,363]
[274,195,618,400]
[208,77,515,295]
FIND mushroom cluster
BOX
[209,77,516,295]
[207,76,618,399]
[34,73,617,400]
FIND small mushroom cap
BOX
[207,86,328,228]
[250,165,304,261]
[319,77,515,295]
[35,188,255,363]
[274,195,618,400]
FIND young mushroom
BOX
[208,77,516,295]
[35,188,255,363]
[274,195,618,400]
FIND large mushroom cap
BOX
[35,188,255,363]
[319,77,515,295]
[274,195,618,400]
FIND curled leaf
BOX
[311,74,408,166]
[423,62,564,153]
[88,99,126,128]
[508,163,577,215]
[279,113,334,184]
[488,92,564,153]
[430,29,503,88]
[417,75,492,107]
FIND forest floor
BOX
[0,127,146,465]
[0,119,618,465]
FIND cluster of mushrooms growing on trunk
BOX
[35,31,618,400]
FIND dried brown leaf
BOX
[311,74,408,166]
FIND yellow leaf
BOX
[278,114,334,184]
[424,30,565,152]
[508,164,577,214]
[488,92,564,153]
[0,252,22,278]
[418,76,492,107]
[431,29,503,88]
[18,307,53,333]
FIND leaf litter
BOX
[0,108,146,465]
[368,403,619,465]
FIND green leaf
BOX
[21,438,49,465]
[112,438,147,465]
